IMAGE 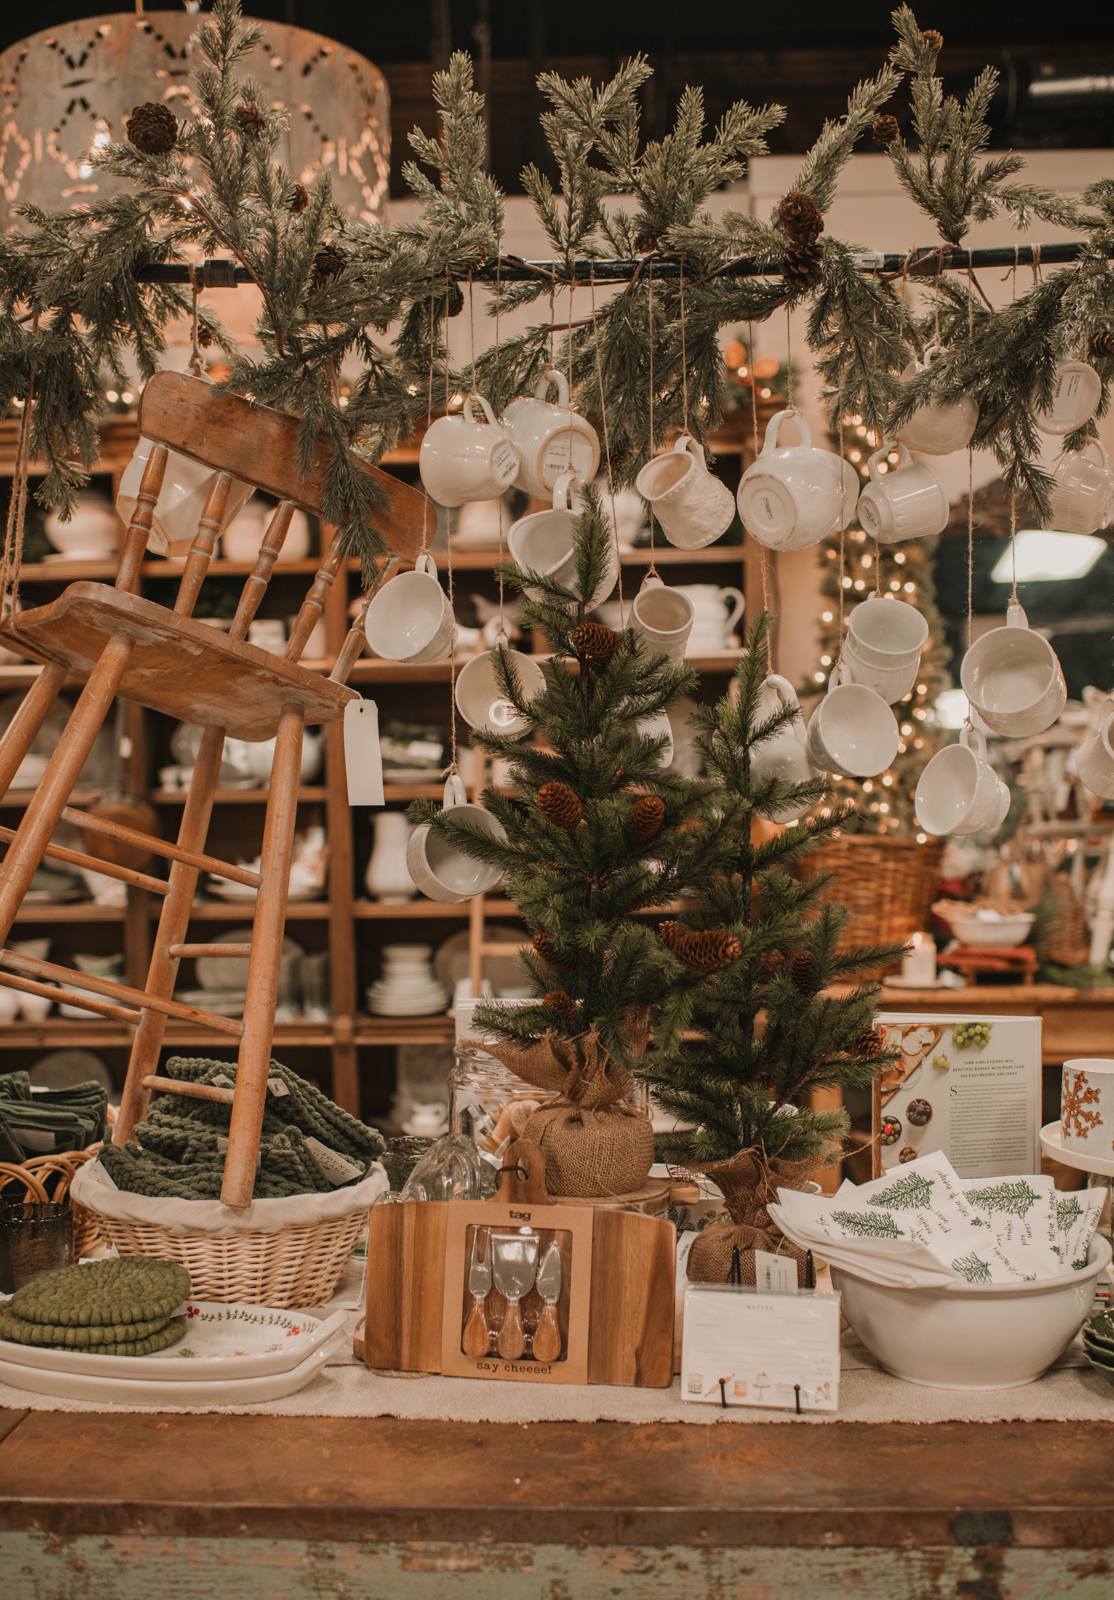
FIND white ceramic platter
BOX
[0,1344,333,1406]
[1041,1119,1114,1179]
[0,1303,347,1382]
[433,925,526,992]
[196,929,303,990]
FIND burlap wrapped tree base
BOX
[477,1022,654,1198]
[682,1148,823,1288]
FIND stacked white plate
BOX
[367,942,449,1016]
[0,1299,346,1406]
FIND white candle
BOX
[902,932,936,986]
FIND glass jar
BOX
[450,1041,549,1154]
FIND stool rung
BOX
[0,969,140,1024]
[0,950,243,1037]
[169,943,253,959]
[142,1074,236,1105]
[63,807,262,888]
[0,826,169,897]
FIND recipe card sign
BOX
[872,1012,1042,1180]
[681,1287,841,1411]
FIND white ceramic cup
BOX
[805,666,899,778]
[736,410,844,552]
[752,674,815,820]
[117,437,255,556]
[636,711,674,769]
[363,554,454,665]
[915,725,1004,837]
[960,600,1067,738]
[501,369,600,498]
[630,577,694,665]
[1046,442,1114,535]
[843,594,930,704]
[419,394,521,507]
[507,473,617,608]
[1032,360,1102,436]
[1077,697,1114,800]
[893,345,979,456]
[856,443,949,544]
[634,435,735,550]
[675,584,745,652]
[455,644,546,739]
[406,775,507,904]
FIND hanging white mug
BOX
[629,576,694,665]
[736,410,844,552]
[501,369,600,498]
[363,554,454,665]
[752,675,816,820]
[856,443,949,544]
[507,472,617,608]
[406,776,507,904]
[1076,697,1114,800]
[419,393,520,507]
[893,345,978,456]
[1031,360,1102,436]
[1046,442,1114,535]
[915,725,1007,837]
[805,665,899,778]
[960,600,1067,738]
[454,643,546,739]
[634,435,735,550]
[843,593,930,704]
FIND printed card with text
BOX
[681,1286,841,1411]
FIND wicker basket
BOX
[795,834,945,974]
[0,1150,102,1257]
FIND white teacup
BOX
[915,725,1005,837]
[508,473,617,608]
[675,584,745,653]
[805,666,899,778]
[406,776,507,904]
[419,394,520,507]
[118,437,254,555]
[893,345,978,456]
[736,410,844,552]
[501,369,600,498]
[1032,360,1102,436]
[636,711,674,769]
[455,644,545,739]
[364,554,454,665]
[752,674,815,820]
[856,444,949,544]
[630,577,694,665]
[960,601,1067,738]
[635,435,735,550]
[843,593,930,704]
[1046,442,1114,535]
[1077,697,1114,800]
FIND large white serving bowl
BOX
[941,909,1034,948]
[831,1234,1111,1390]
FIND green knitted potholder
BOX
[10,1258,190,1328]
[0,1306,172,1348]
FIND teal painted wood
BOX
[3,1535,1114,1600]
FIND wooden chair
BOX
[0,372,430,1206]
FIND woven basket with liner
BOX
[70,1160,385,1307]
[795,834,944,974]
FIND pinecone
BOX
[872,113,901,147]
[921,28,943,53]
[853,1025,885,1060]
[125,102,177,155]
[310,243,348,289]
[537,781,583,831]
[760,949,784,979]
[1089,330,1114,361]
[236,101,268,136]
[442,281,465,318]
[532,931,572,971]
[781,242,823,297]
[788,950,814,993]
[658,921,684,955]
[543,990,577,1024]
[288,183,310,215]
[676,931,743,973]
[609,767,627,791]
[630,794,665,842]
[777,191,824,246]
[633,231,659,254]
[197,325,214,349]
[570,621,621,665]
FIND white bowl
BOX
[944,910,1034,948]
[832,1234,1111,1389]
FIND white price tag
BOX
[266,1076,290,1098]
[754,1249,798,1295]
[211,1073,236,1089]
[305,1136,363,1187]
[344,698,384,806]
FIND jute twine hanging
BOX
[681,1146,824,1287]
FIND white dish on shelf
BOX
[207,880,321,904]
[939,909,1035,948]
[1040,1118,1114,1178]
[0,1343,333,1406]
[433,925,526,993]
[195,930,302,991]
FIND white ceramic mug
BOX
[1046,442,1114,535]
[455,644,546,739]
[960,600,1067,738]
[805,666,899,778]
[1077,697,1114,800]
[856,444,949,544]
[915,725,1006,837]
[406,776,507,904]
[507,473,617,608]
[419,394,521,507]
[843,594,930,704]
[736,410,844,552]
[117,437,255,556]
[675,584,745,652]
[1032,360,1102,436]
[752,674,816,820]
[630,577,694,665]
[635,435,735,550]
[636,711,674,769]
[893,345,978,456]
[501,369,600,498]
[363,554,454,665]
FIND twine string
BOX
[646,259,657,578]
[591,263,625,625]
[748,321,774,633]
[785,304,794,411]
[495,256,506,635]
[187,265,205,380]
[1,367,34,631]
[679,263,689,432]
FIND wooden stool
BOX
[937,944,1039,985]
[0,373,430,1205]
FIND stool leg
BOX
[0,635,133,946]
[116,723,228,1145]
[221,704,304,1207]
[0,662,67,794]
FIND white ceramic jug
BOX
[365,812,417,903]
